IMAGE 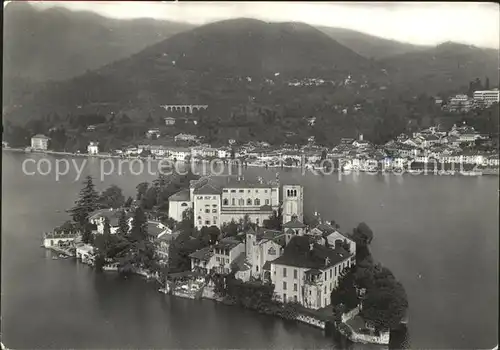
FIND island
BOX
[43,171,409,347]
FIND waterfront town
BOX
[41,169,407,346]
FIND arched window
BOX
[197,216,201,220]
[232,198,235,206]
[287,189,290,197]
[238,198,244,206]
[181,203,188,207]
[268,247,276,255]
[254,198,260,206]
[247,198,252,205]
[223,199,229,205]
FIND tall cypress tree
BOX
[130,206,148,242]
[69,175,100,226]
[117,210,129,236]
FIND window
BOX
[283,268,287,277]
[212,209,217,213]
[247,198,252,205]
[334,266,337,276]
[181,203,188,207]
[265,199,269,205]
[226,258,229,264]
[324,271,327,280]
[324,286,327,294]
[256,190,259,193]
[294,269,298,279]
[239,199,244,206]
[256,266,259,272]
[294,295,298,303]
[205,204,210,207]
[265,190,268,193]
[239,190,244,193]
[283,293,287,302]
[232,198,235,206]
[197,216,202,220]
[254,198,260,206]
[283,282,287,290]
[330,269,332,278]
[212,204,217,207]
[223,199,229,205]
[197,196,203,199]
[248,190,251,193]
[205,209,210,213]
[223,190,228,193]
[205,196,211,199]
[268,247,276,255]
[293,283,297,292]
[198,220,202,226]
[205,220,210,225]
[231,190,236,193]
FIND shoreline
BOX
[5,147,498,176]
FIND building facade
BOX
[473,90,500,105]
[87,142,99,155]
[271,235,354,309]
[31,134,50,150]
[282,185,304,224]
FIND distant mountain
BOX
[3,2,194,82]
[127,18,371,77]
[317,26,430,59]
[5,18,377,121]
[380,42,499,95]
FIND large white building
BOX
[473,90,500,105]
[87,142,99,155]
[169,175,303,230]
[271,235,354,309]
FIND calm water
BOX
[2,152,498,349]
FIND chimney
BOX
[325,257,330,267]
[309,243,314,251]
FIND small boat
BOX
[461,171,482,176]
[51,257,58,260]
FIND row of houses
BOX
[188,215,357,310]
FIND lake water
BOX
[1,152,498,349]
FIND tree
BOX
[330,267,358,310]
[239,214,254,231]
[361,280,408,331]
[99,184,125,209]
[352,222,374,246]
[81,222,93,244]
[136,182,150,201]
[141,186,158,210]
[117,210,129,236]
[221,220,239,237]
[130,206,148,242]
[264,208,283,230]
[200,226,221,245]
[124,196,133,208]
[69,175,100,226]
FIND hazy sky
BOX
[26,1,500,49]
